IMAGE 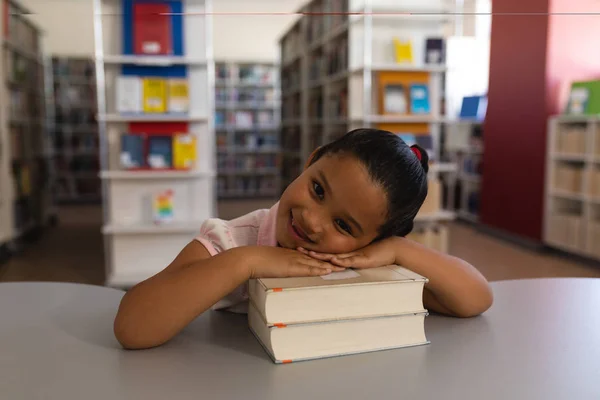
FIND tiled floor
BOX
[1,203,599,285]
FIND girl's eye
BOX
[313,181,324,199]
[336,219,352,235]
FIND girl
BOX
[114,128,493,350]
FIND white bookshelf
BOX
[544,115,600,261]
[215,61,281,199]
[279,0,456,252]
[93,0,216,287]
[0,0,56,255]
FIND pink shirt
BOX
[194,202,279,313]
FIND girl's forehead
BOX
[314,155,388,222]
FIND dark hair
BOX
[308,128,429,238]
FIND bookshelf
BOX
[544,115,600,261]
[51,57,101,204]
[215,61,281,199]
[444,120,483,223]
[94,0,216,287]
[0,0,56,255]
[279,0,457,253]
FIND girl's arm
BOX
[391,237,493,317]
[113,241,251,350]
[114,241,338,350]
[300,237,493,318]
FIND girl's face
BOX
[276,153,388,254]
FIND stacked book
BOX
[248,266,429,364]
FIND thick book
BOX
[249,302,428,364]
[133,3,172,55]
[248,265,428,326]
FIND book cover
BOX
[120,134,145,169]
[410,84,431,114]
[383,84,407,114]
[459,95,487,120]
[153,189,174,224]
[143,78,167,113]
[168,78,189,113]
[566,87,589,115]
[133,3,172,55]
[147,135,173,169]
[116,76,142,114]
[256,265,426,292]
[424,38,445,64]
[393,38,413,64]
[173,133,197,169]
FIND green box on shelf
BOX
[565,80,600,115]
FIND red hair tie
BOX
[411,146,422,161]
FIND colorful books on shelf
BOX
[133,2,172,55]
[248,265,429,363]
[116,76,190,115]
[120,132,197,171]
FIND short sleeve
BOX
[193,218,248,313]
[194,218,236,256]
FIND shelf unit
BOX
[279,0,457,252]
[51,57,101,204]
[1,0,56,254]
[93,0,216,287]
[444,120,483,223]
[544,115,600,261]
[214,61,281,199]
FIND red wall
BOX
[480,0,550,241]
[481,0,600,241]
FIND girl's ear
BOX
[304,146,321,170]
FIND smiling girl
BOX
[113,128,493,350]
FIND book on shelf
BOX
[148,136,173,169]
[459,95,487,120]
[116,76,142,114]
[248,265,429,363]
[133,2,172,55]
[168,79,190,113]
[393,38,413,64]
[424,38,445,64]
[383,84,408,114]
[410,84,431,114]
[153,189,175,224]
[120,134,145,169]
[142,78,168,113]
[173,133,197,169]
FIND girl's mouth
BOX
[289,211,313,243]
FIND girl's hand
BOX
[297,237,397,269]
[243,246,345,279]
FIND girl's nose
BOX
[301,208,324,241]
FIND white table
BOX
[1,279,599,399]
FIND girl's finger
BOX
[308,251,336,261]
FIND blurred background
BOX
[1,0,599,288]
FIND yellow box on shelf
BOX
[173,133,197,170]
[142,78,167,113]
